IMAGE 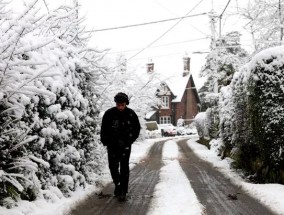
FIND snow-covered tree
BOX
[241,0,284,51]
[199,31,248,139]
[200,31,248,96]
[116,54,127,74]
[96,60,160,140]
[0,0,109,205]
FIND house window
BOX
[161,96,169,108]
[160,116,171,124]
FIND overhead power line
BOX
[127,0,206,61]
[219,0,232,36]
[108,37,209,54]
[88,12,207,32]
[220,0,232,18]
[131,50,210,61]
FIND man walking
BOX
[100,92,141,201]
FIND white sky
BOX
[10,0,252,89]
[2,136,284,215]
[77,0,253,89]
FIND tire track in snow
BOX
[177,139,276,215]
[68,140,165,215]
[97,141,165,215]
[147,139,204,215]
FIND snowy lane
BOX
[68,140,165,215]
[68,138,203,215]
[68,137,276,215]
[147,140,204,215]
[177,139,276,215]
[4,137,283,215]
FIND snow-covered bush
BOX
[194,112,209,139]
[145,129,161,139]
[0,0,108,204]
[209,138,224,157]
[228,46,284,183]
[230,65,255,168]
[0,104,35,204]
[177,118,185,127]
[246,46,284,183]
[218,85,235,158]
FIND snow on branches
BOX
[0,0,108,205]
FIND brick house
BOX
[145,56,200,126]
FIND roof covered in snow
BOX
[164,74,190,102]
[146,110,157,119]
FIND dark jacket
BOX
[100,107,141,146]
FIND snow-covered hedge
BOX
[229,65,255,167]
[0,1,108,206]
[218,85,235,158]
[227,46,284,183]
[194,112,208,139]
[246,46,284,183]
[197,30,284,183]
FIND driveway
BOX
[68,138,275,215]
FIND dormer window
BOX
[161,96,169,109]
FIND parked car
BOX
[158,124,177,137]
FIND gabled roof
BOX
[164,74,190,102]
[163,73,200,103]
[145,110,156,119]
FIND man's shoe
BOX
[114,184,121,197]
[118,193,127,202]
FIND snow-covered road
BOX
[67,137,275,215]
[3,136,283,215]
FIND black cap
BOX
[114,92,129,105]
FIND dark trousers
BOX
[107,144,131,193]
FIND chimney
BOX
[146,59,154,74]
[182,54,190,76]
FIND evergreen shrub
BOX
[232,47,284,183]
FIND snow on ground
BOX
[0,139,157,215]
[186,136,284,215]
[147,140,204,215]
[0,185,98,215]
[1,136,284,215]
[129,138,157,169]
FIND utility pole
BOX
[279,0,283,43]
[73,0,79,20]
[72,0,80,46]
[209,9,219,94]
